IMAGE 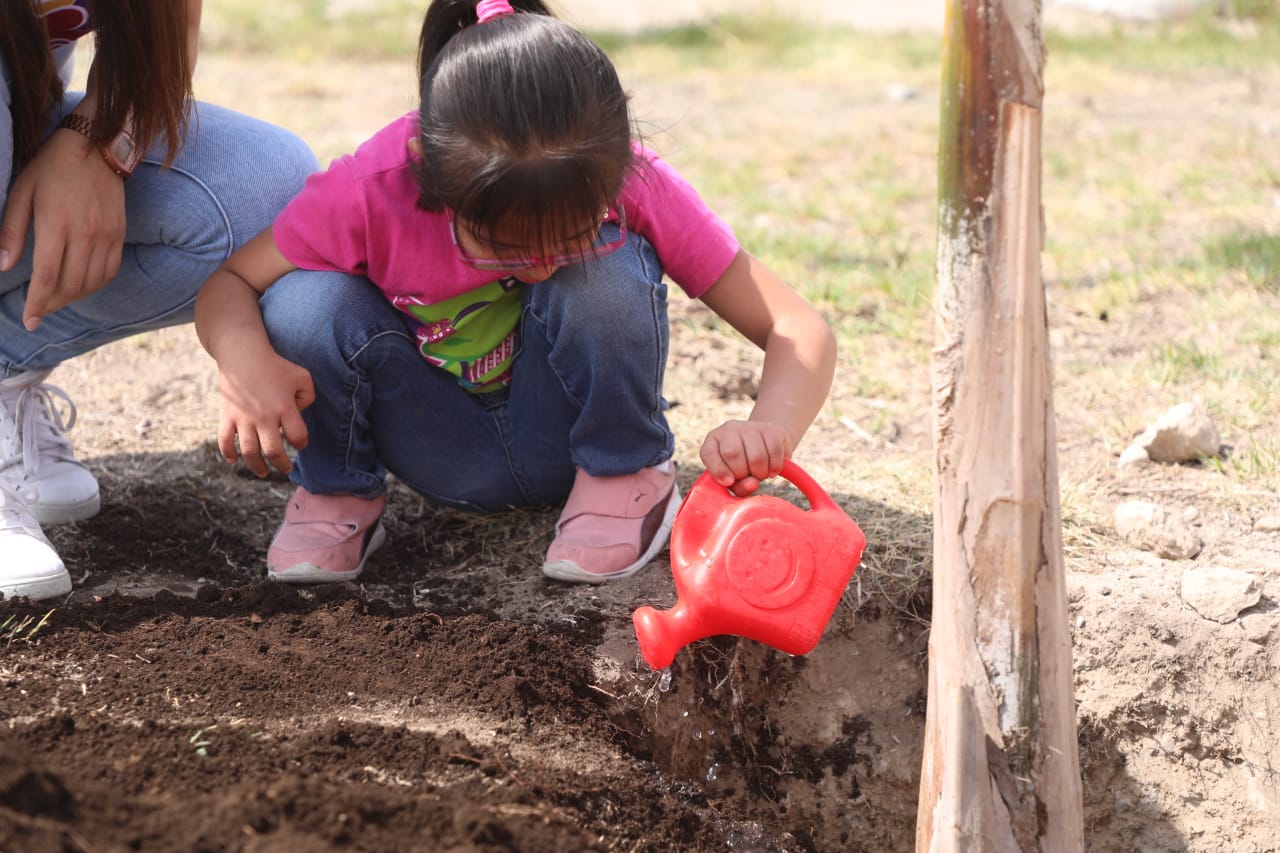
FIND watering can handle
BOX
[777,459,841,514]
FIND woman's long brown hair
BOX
[1,0,193,171]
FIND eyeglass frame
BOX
[449,205,628,272]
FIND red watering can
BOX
[632,460,866,669]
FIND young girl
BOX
[194,0,836,585]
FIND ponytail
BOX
[418,0,553,85]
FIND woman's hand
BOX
[0,126,128,330]
[216,350,315,478]
[700,418,792,496]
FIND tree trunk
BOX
[916,1,1084,850]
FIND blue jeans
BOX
[260,230,674,512]
[0,98,318,374]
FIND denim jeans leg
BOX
[0,100,317,375]
[506,229,674,497]
[261,270,527,511]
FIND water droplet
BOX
[707,728,716,736]
[657,669,673,693]
[706,763,720,782]
[692,729,702,740]
[681,710,689,718]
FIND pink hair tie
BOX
[476,0,515,24]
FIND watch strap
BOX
[55,113,139,179]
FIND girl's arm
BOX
[194,229,315,477]
[697,249,837,495]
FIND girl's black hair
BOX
[416,0,634,256]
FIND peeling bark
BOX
[917,2,1083,850]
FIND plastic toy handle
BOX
[776,459,842,514]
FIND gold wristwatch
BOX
[56,113,143,179]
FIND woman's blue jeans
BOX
[0,97,318,374]
[260,231,675,512]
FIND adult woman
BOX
[0,0,318,599]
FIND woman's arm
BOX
[195,229,316,477]
[0,0,203,328]
[696,249,837,494]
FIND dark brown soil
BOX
[2,446,923,853]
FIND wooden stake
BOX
[917,1,1084,850]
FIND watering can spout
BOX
[633,600,697,670]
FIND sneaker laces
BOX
[0,375,79,480]
[0,476,42,534]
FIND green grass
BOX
[1209,433,1280,484]
[1047,6,1280,70]
[1202,230,1280,292]
[3,610,52,644]
[200,0,423,59]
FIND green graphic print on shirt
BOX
[391,277,524,394]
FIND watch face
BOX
[108,133,140,166]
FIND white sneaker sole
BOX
[0,568,72,601]
[542,484,682,585]
[29,493,101,526]
[267,524,387,584]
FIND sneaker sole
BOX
[0,569,72,601]
[267,523,387,584]
[542,484,682,585]
[30,494,101,526]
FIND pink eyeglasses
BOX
[450,207,628,272]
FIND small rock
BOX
[885,83,919,102]
[1118,444,1152,469]
[1240,613,1276,644]
[1179,567,1262,623]
[1134,401,1221,463]
[1114,500,1203,560]
[1253,515,1280,532]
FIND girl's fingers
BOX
[236,429,267,477]
[257,427,291,475]
[217,421,240,465]
[281,409,309,452]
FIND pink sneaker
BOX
[543,463,681,584]
[267,488,387,583]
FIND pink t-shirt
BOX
[273,112,740,390]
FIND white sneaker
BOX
[0,478,71,601]
[0,369,100,524]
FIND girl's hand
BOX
[700,418,793,496]
[216,351,315,477]
[0,127,129,330]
